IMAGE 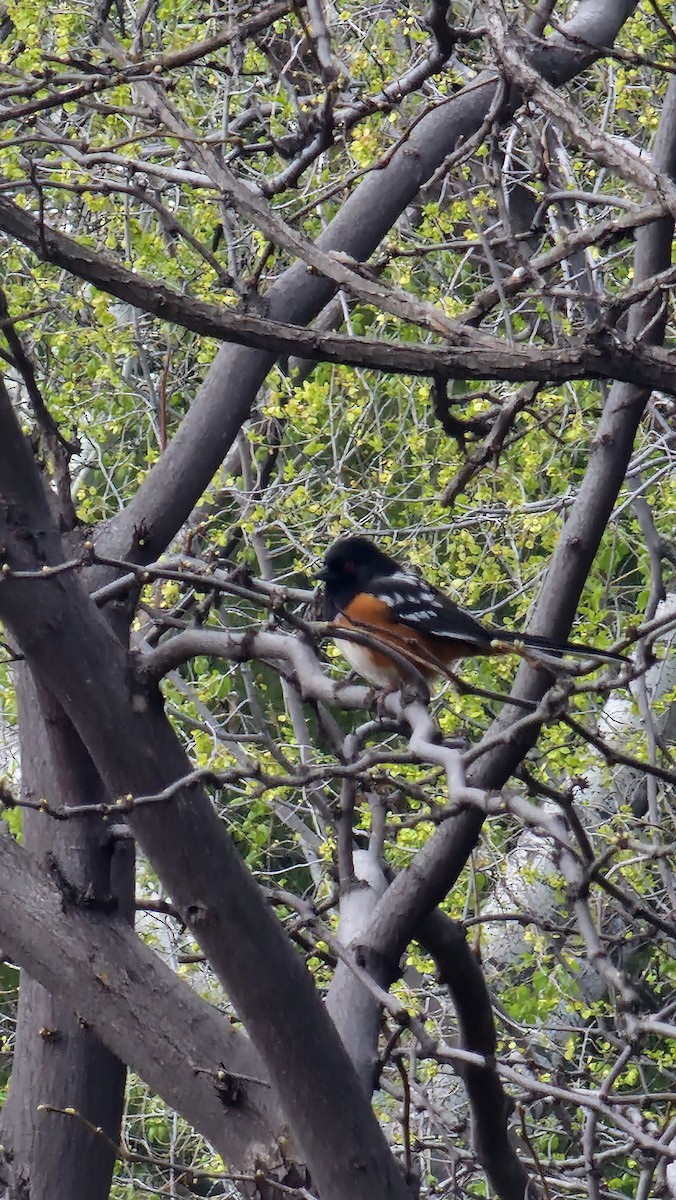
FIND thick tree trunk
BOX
[0,672,134,1200]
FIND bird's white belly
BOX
[335,637,401,686]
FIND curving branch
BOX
[419,911,540,1200]
[3,187,675,395]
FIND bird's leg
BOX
[373,682,401,717]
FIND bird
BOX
[317,535,627,689]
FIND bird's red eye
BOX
[344,561,354,573]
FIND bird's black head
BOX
[317,536,401,616]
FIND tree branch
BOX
[4,190,674,405]
[0,823,279,1169]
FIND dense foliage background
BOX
[0,1,674,1198]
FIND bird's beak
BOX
[316,566,329,582]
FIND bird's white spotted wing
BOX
[371,573,492,647]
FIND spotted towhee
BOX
[318,536,627,688]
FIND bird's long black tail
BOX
[497,629,628,664]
